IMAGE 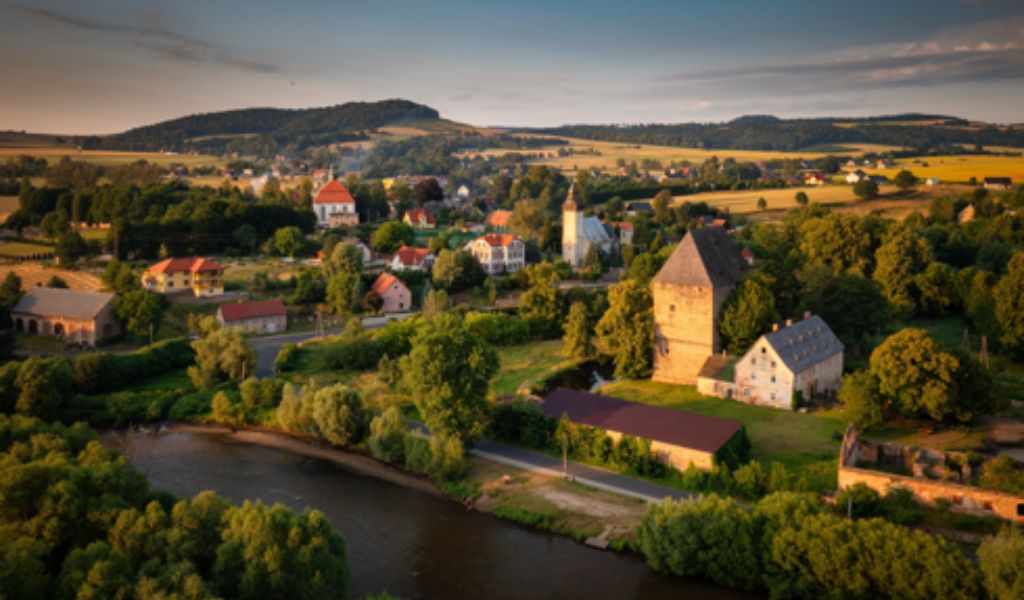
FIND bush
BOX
[168,390,214,421]
[367,406,407,464]
[878,486,923,526]
[464,312,531,346]
[72,338,194,393]
[834,482,881,518]
[488,401,555,448]
[274,342,298,373]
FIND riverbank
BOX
[152,423,647,552]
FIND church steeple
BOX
[562,181,581,212]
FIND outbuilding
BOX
[216,298,287,334]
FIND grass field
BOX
[0,196,18,225]
[0,147,226,168]
[852,154,1024,184]
[0,241,55,259]
[491,340,571,397]
[601,379,846,489]
[0,262,102,290]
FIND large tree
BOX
[563,301,594,360]
[188,326,256,389]
[272,226,306,258]
[873,226,931,318]
[431,249,485,292]
[507,197,549,242]
[595,279,652,378]
[799,213,873,275]
[719,273,779,355]
[370,221,414,254]
[893,169,917,194]
[114,290,164,341]
[326,272,362,317]
[398,313,498,441]
[994,251,1024,354]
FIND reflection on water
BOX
[105,430,754,600]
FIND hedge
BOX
[72,338,195,393]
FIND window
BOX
[771,361,776,369]
[771,375,776,383]
[1017,503,1024,517]
[761,347,766,354]
[670,304,675,312]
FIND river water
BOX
[106,429,752,600]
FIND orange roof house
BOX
[403,208,437,229]
[389,246,435,272]
[466,234,526,275]
[216,298,287,334]
[142,257,225,297]
[485,209,513,230]
[370,273,412,313]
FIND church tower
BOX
[561,182,584,266]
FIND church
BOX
[561,182,615,267]
[651,227,747,384]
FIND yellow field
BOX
[0,196,18,224]
[0,147,225,168]
[668,184,876,213]
[852,154,1024,184]
[0,263,103,290]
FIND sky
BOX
[1,0,1023,134]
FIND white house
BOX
[466,234,526,275]
[389,246,435,272]
[845,170,867,184]
[561,183,615,267]
[341,237,372,263]
[732,314,844,410]
[313,180,358,227]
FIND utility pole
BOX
[149,322,154,345]
[561,431,569,479]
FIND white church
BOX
[561,182,615,267]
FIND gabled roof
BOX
[485,210,513,227]
[371,272,408,296]
[475,234,521,248]
[759,315,844,374]
[984,177,1013,184]
[653,227,747,288]
[392,245,433,266]
[404,209,436,224]
[147,257,225,274]
[313,180,355,205]
[218,298,286,322]
[540,388,743,454]
[581,215,613,243]
[12,287,116,321]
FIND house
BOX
[925,177,940,186]
[466,234,526,275]
[957,204,977,225]
[216,298,287,334]
[741,247,756,266]
[403,208,437,229]
[732,314,844,410]
[540,388,745,471]
[803,171,828,186]
[984,177,1013,191]
[485,209,513,232]
[614,221,634,246]
[625,201,653,216]
[652,227,747,384]
[389,246,435,272]
[313,180,358,227]
[370,272,412,313]
[11,288,119,346]
[562,183,616,267]
[845,159,858,168]
[845,170,867,184]
[341,237,373,263]
[876,159,891,169]
[142,257,224,297]
[456,184,471,199]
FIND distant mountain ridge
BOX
[527,113,1024,152]
[81,99,440,155]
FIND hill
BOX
[77,99,442,155]
[527,114,1024,153]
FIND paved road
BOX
[471,440,694,503]
[250,313,414,377]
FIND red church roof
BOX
[218,298,286,322]
[313,180,355,205]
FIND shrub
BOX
[878,486,923,526]
[274,342,298,373]
[168,391,213,421]
[464,312,530,346]
[488,401,554,448]
[834,483,881,518]
[72,338,194,393]
[367,407,407,464]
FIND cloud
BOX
[9,5,281,74]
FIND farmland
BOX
[851,153,1024,184]
[0,262,102,290]
[0,147,226,168]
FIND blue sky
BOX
[1,0,1023,133]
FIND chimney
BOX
[772,323,780,332]
[785,319,793,327]
[803,311,811,320]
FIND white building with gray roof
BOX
[731,314,844,410]
[11,287,120,346]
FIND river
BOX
[105,429,753,600]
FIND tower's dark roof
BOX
[653,227,747,287]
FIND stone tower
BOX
[561,182,584,267]
[652,227,747,384]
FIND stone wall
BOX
[652,281,733,384]
[839,426,1024,522]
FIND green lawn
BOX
[491,340,572,397]
[601,379,847,489]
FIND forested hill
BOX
[528,114,1024,152]
[81,99,440,155]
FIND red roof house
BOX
[403,208,437,229]
[313,180,355,205]
[370,273,412,313]
[389,246,435,272]
[216,298,287,334]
